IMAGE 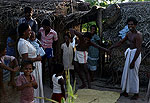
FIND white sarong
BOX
[121,48,141,93]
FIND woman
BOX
[17,23,44,103]
[87,25,101,82]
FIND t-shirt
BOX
[0,55,15,81]
[16,74,35,103]
[6,37,16,56]
[39,27,58,49]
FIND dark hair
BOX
[42,19,51,27]
[9,29,17,40]
[53,63,64,74]
[90,25,97,34]
[18,23,29,37]
[0,42,6,53]
[21,60,35,71]
[64,32,71,39]
[24,7,33,14]
[126,17,138,25]
[83,32,92,39]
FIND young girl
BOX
[16,60,38,103]
[52,63,65,103]
[61,34,75,83]
[0,43,19,98]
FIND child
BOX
[61,34,75,83]
[52,63,65,103]
[6,29,17,57]
[0,43,19,98]
[16,60,38,103]
[28,31,45,57]
[38,19,58,86]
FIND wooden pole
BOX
[96,8,103,77]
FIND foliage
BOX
[35,70,77,103]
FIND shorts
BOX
[74,50,88,64]
[51,93,64,103]
[88,64,97,71]
[45,48,53,59]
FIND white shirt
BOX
[52,74,64,93]
[61,43,74,70]
[18,38,37,58]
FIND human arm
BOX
[90,42,109,52]
[0,63,17,72]
[130,34,142,69]
[109,33,128,50]
[69,28,83,39]
[22,53,42,62]
[58,78,65,99]
[17,83,33,91]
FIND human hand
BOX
[26,83,32,87]
[37,55,42,61]
[13,66,20,72]
[130,62,135,69]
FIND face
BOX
[90,27,96,34]
[0,48,6,56]
[25,11,33,20]
[128,21,136,31]
[84,37,90,44]
[23,64,33,76]
[43,25,50,32]
[24,26,32,39]
[65,36,69,43]
[29,32,36,41]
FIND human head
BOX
[90,25,97,35]
[54,63,64,75]
[64,33,71,43]
[126,17,138,31]
[0,42,6,56]
[24,7,33,20]
[29,31,36,41]
[83,32,92,43]
[21,60,35,75]
[42,19,51,31]
[9,29,17,41]
[18,23,31,39]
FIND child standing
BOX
[52,63,65,103]
[0,43,19,99]
[16,60,38,103]
[61,34,75,83]
[28,31,45,57]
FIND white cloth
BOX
[52,74,64,93]
[18,38,44,103]
[61,43,74,70]
[121,48,141,94]
[74,50,88,64]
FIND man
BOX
[69,28,108,89]
[18,7,38,35]
[109,17,142,100]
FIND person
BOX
[18,7,38,35]
[16,60,38,103]
[17,23,44,103]
[61,33,75,83]
[38,19,58,86]
[0,42,19,100]
[51,63,65,103]
[88,25,101,82]
[28,31,45,57]
[69,28,109,89]
[6,29,17,57]
[109,17,142,100]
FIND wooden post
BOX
[96,8,103,77]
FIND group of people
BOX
[0,5,149,103]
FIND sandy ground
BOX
[0,76,148,103]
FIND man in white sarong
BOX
[109,17,142,100]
